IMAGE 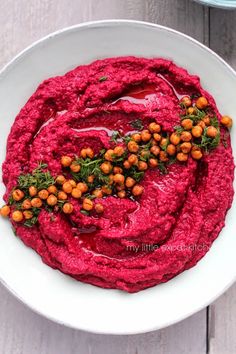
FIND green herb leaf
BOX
[99,76,108,82]
[130,119,144,130]
[80,210,89,216]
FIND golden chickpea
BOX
[38,189,49,200]
[0,205,10,217]
[47,194,58,206]
[166,144,176,156]
[12,210,24,222]
[181,96,192,108]
[160,137,168,149]
[150,145,160,156]
[68,179,76,188]
[197,120,206,129]
[101,185,112,195]
[192,126,203,138]
[12,189,24,202]
[203,115,211,126]
[128,154,138,165]
[132,184,144,197]
[221,115,233,129]
[95,203,104,214]
[196,96,208,110]
[62,181,73,194]
[58,191,67,200]
[180,142,192,154]
[148,122,161,133]
[116,184,125,191]
[31,197,43,208]
[77,182,88,193]
[61,155,72,167]
[113,173,125,185]
[125,177,136,188]
[191,147,203,160]
[181,118,193,130]
[86,147,94,159]
[123,160,131,169]
[128,140,139,153]
[180,131,192,142]
[141,129,152,142]
[83,198,94,211]
[117,190,126,198]
[149,158,158,168]
[113,166,123,174]
[70,162,81,173]
[63,202,74,214]
[206,126,218,138]
[153,133,162,142]
[22,199,32,210]
[138,161,148,171]
[159,151,169,162]
[55,175,66,185]
[187,107,196,115]
[47,185,58,195]
[131,133,141,143]
[92,189,103,198]
[170,132,181,145]
[104,149,114,161]
[87,175,95,183]
[100,161,112,174]
[71,188,82,199]
[29,186,38,197]
[23,210,33,220]
[140,150,150,159]
[151,139,157,146]
[114,146,124,156]
[176,152,188,162]
[108,174,114,185]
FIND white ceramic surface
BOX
[193,0,236,9]
[0,20,236,335]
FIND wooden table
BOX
[0,1,235,353]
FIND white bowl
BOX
[193,0,236,9]
[0,20,236,335]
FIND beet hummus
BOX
[1,57,235,293]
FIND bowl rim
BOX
[193,0,236,9]
[0,19,236,334]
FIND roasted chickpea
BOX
[58,191,68,200]
[47,194,58,206]
[138,161,148,171]
[62,181,73,194]
[131,133,142,143]
[170,132,181,145]
[151,139,157,146]
[180,142,192,154]
[128,154,138,165]
[31,197,43,208]
[76,182,88,193]
[206,126,218,138]
[153,133,162,142]
[180,96,192,108]
[68,179,76,188]
[87,175,95,183]
[47,185,58,195]
[38,189,49,200]
[140,150,150,159]
[187,107,196,115]
[86,147,94,159]
[159,151,169,162]
[196,96,208,110]
[123,160,131,169]
[117,190,126,198]
[12,210,24,222]
[101,185,112,195]
[12,189,24,202]
[22,199,32,210]
[71,188,82,199]
[125,177,136,188]
[203,115,211,126]
[160,137,168,149]
[104,149,114,161]
[149,158,158,168]
[100,161,112,174]
[191,147,203,160]
[92,189,103,198]
[197,121,206,129]
[181,118,193,130]
[113,173,125,185]
[150,145,160,156]
[176,152,188,162]
[61,155,72,167]
[95,203,104,214]
[108,174,114,185]
[180,131,192,142]
[63,202,74,214]
[70,162,81,173]
[55,175,66,185]
[148,122,161,133]
[166,144,176,156]
[132,184,144,196]
[127,141,139,153]
[83,198,94,211]
[141,130,152,142]
[221,115,233,129]
[29,186,38,197]
[113,166,123,174]
[192,126,203,138]
[0,205,10,217]
[23,210,33,220]
[114,146,124,156]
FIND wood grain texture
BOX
[0,0,235,353]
